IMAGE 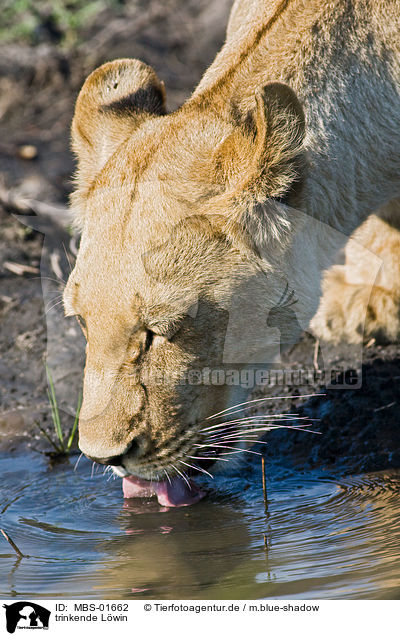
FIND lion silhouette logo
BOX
[3,602,50,633]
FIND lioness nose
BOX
[85,437,146,466]
[87,453,124,466]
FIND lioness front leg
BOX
[311,199,400,344]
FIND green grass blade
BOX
[45,364,64,451]
[66,392,82,451]
[47,378,62,442]
[34,420,63,454]
[47,388,64,451]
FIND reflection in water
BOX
[0,452,399,599]
[94,497,258,598]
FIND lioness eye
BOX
[144,329,154,351]
[76,314,87,333]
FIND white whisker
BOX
[62,242,74,273]
[202,415,310,432]
[207,433,268,446]
[163,469,172,485]
[219,449,261,456]
[201,418,294,433]
[45,294,64,308]
[179,459,214,479]
[32,275,66,286]
[45,298,65,315]
[74,452,83,472]
[204,424,317,442]
[187,454,229,463]
[172,465,191,489]
[206,393,324,420]
[194,443,261,456]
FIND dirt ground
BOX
[1,0,399,474]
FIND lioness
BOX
[63,0,400,505]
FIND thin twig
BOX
[261,455,268,511]
[3,261,40,276]
[0,182,70,227]
[374,401,396,413]
[313,338,320,371]
[0,528,25,558]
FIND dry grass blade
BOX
[4,261,40,276]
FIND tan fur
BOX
[64,0,400,477]
[311,199,400,344]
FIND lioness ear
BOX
[213,82,305,200]
[72,58,166,186]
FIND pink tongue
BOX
[122,475,205,507]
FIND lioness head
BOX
[63,59,305,501]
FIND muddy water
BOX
[0,451,399,600]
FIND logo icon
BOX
[3,602,50,633]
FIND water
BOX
[0,452,399,599]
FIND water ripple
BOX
[0,452,399,599]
